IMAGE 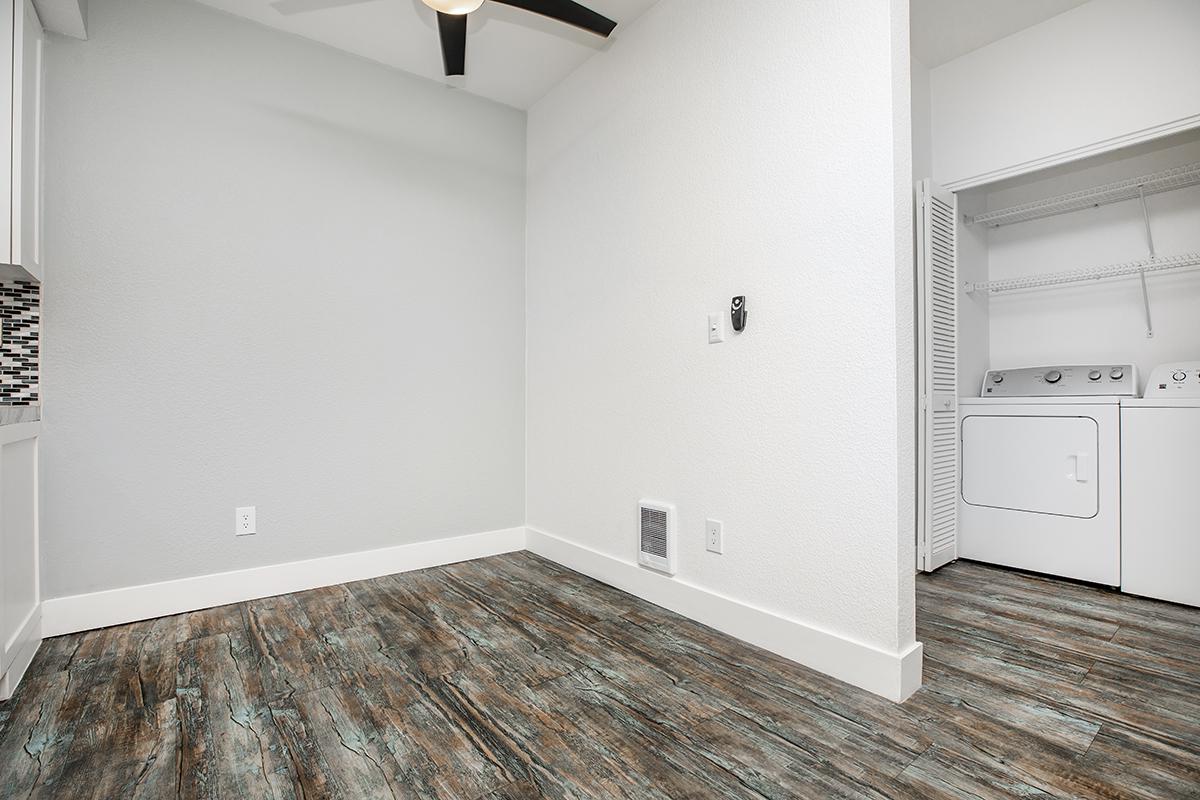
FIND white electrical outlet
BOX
[706,519,724,554]
[236,506,256,536]
[708,313,725,344]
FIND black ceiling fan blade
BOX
[437,12,468,76]
[490,0,617,37]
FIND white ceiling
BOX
[193,0,659,109]
[911,0,1091,68]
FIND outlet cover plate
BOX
[236,506,256,536]
[706,519,723,554]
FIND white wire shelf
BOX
[964,252,1200,294]
[969,161,1200,228]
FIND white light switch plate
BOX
[708,313,725,344]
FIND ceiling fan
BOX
[270,0,618,77]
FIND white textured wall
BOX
[910,56,932,184]
[40,0,527,598]
[890,0,916,647]
[526,0,915,656]
[931,0,1200,189]
[985,136,1200,390]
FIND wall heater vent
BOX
[638,500,677,575]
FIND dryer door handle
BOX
[1073,452,1093,483]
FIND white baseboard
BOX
[1,605,42,700]
[526,528,923,702]
[40,524,923,703]
[41,527,526,638]
[1,635,42,701]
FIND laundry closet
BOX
[911,0,1200,607]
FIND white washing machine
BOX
[958,364,1137,586]
[1120,362,1200,607]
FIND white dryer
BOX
[1120,362,1200,607]
[958,365,1137,586]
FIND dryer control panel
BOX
[982,365,1138,397]
[1144,362,1200,397]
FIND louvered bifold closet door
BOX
[917,179,958,572]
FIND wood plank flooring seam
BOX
[173,706,184,800]
[892,741,936,780]
[1077,661,1097,687]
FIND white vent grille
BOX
[917,180,958,573]
[638,500,676,575]
[640,507,668,558]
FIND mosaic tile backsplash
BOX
[0,280,39,405]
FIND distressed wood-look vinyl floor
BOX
[1,553,1198,798]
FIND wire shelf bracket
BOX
[968,161,1200,228]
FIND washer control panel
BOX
[1144,361,1200,397]
[982,365,1138,397]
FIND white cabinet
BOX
[0,0,42,699]
[2,0,44,281]
[0,423,39,698]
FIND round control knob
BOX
[1045,370,1063,384]
[1110,368,1125,381]
[1174,371,1188,382]
[991,374,1004,384]
[1089,370,1102,381]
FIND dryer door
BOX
[961,415,1099,518]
